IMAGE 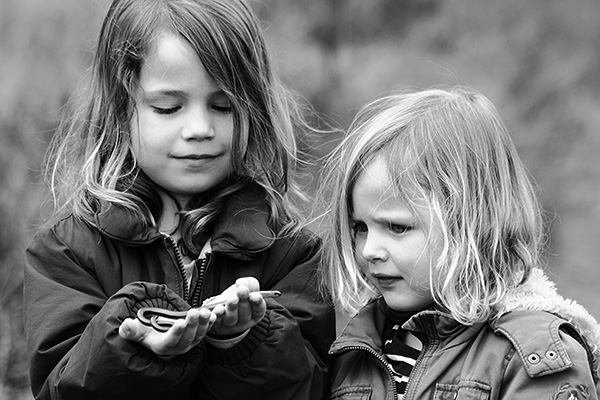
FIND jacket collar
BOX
[333,268,600,360]
[330,298,387,353]
[95,183,276,260]
[331,298,474,355]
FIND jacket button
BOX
[527,353,540,364]
[545,350,557,360]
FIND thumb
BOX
[119,318,144,341]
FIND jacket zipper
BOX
[402,341,427,400]
[162,234,214,308]
[330,345,398,399]
[189,253,212,308]
[162,234,190,303]
[162,235,211,400]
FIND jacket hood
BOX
[209,184,276,259]
[95,183,276,260]
[494,267,600,383]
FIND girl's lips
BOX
[171,153,221,168]
[173,153,217,160]
[371,274,403,288]
[171,153,221,169]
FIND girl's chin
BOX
[380,292,432,313]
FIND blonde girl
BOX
[23,1,334,399]
[320,87,600,399]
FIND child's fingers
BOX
[158,309,215,355]
[163,318,188,345]
[207,283,269,337]
[121,310,215,357]
[210,296,245,334]
[141,318,186,356]
[236,285,250,302]
[189,308,215,343]
[212,303,226,318]
[205,310,217,331]
[178,308,210,348]
[119,318,147,341]
[235,277,260,292]
[248,291,267,321]
[234,286,257,324]
[220,296,241,327]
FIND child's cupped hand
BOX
[118,306,216,357]
[208,277,267,338]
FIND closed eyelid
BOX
[210,93,232,107]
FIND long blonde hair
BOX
[319,87,545,324]
[45,0,312,253]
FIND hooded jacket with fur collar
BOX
[329,268,600,400]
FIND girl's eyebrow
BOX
[141,88,228,100]
[141,89,187,100]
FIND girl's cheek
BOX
[354,248,369,273]
[353,240,364,263]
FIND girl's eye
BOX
[351,222,368,235]
[389,223,411,234]
[151,106,181,115]
[211,103,232,114]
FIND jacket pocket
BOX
[331,385,372,400]
[433,381,491,400]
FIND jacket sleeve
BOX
[499,324,599,400]
[198,235,335,400]
[23,222,205,400]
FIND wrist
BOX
[206,330,246,340]
[205,329,250,349]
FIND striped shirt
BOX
[382,323,422,399]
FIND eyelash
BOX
[151,106,181,115]
[212,104,232,114]
[350,222,412,235]
[388,223,411,234]
[351,222,367,235]
[151,104,232,115]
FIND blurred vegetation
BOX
[1,0,599,397]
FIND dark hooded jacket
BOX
[24,183,334,400]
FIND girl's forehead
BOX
[351,155,433,220]
[357,157,389,183]
[146,32,196,66]
[353,156,397,196]
[352,158,397,205]
[138,32,220,95]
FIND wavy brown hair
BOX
[45,0,313,254]
[318,87,545,324]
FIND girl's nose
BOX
[361,233,388,263]
[182,106,214,141]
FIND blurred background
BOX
[1,0,599,398]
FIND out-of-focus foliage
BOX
[0,1,108,397]
[1,0,598,397]
[257,0,600,315]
